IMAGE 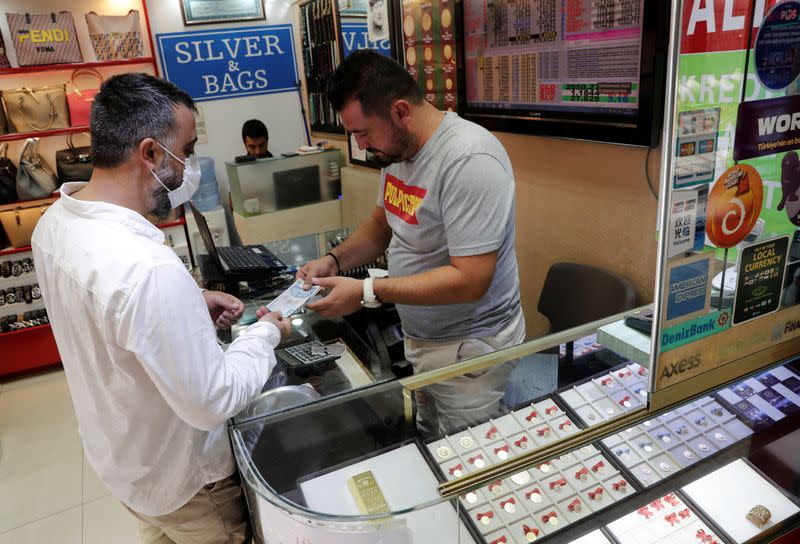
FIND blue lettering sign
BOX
[340,22,391,58]
[156,25,298,102]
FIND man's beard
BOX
[149,161,182,219]
[368,124,413,167]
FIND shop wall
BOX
[145,0,309,197]
[499,133,660,337]
[326,131,660,339]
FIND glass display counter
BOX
[228,305,800,543]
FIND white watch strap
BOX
[363,277,377,303]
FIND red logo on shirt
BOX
[383,174,427,225]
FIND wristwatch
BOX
[361,277,382,309]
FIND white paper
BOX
[682,459,800,543]
[668,189,698,258]
[266,279,320,316]
[367,0,390,41]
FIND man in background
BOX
[242,119,273,158]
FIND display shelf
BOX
[0,125,91,143]
[0,245,33,257]
[0,57,155,76]
[0,323,60,377]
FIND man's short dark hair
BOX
[328,50,423,117]
[90,73,196,169]
[242,119,268,141]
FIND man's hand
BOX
[255,307,292,339]
[202,290,244,329]
[306,277,364,318]
[296,254,339,289]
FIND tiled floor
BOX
[0,369,140,543]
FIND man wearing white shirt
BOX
[31,73,290,544]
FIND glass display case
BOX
[230,307,800,542]
[227,0,800,542]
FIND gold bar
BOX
[347,471,389,515]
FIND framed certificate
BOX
[180,0,266,26]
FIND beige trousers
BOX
[124,473,251,544]
[404,310,526,436]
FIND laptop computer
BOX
[188,202,286,277]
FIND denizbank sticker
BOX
[661,309,732,352]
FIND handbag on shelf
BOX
[0,97,9,135]
[56,133,92,184]
[0,143,19,204]
[17,138,57,200]
[0,32,10,69]
[67,68,102,127]
[85,10,143,61]
[2,84,70,133]
[6,12,83,66]
[0,198,54,248]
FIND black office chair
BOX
[537,262,638,385]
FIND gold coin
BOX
[424,47,433,62]
[422,12,432,31]
[404,15,415,37]
[426,79,433,90]
[445,78,453,90]
[444,44,452,59]
[442,8,452,27]
[406,47,417,65]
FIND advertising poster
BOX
[733,235,790,324]
[706,164,764,249]
[669,189,699,258]
[341,21,393,58]
[754,1,800,90]
[677,0,795,263]
[734,95,800,161]
[674,108,721,188]
[401,0,457,111]
[660,308,732,352]
[664,253,712,325]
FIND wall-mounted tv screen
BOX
[460,0,668,147]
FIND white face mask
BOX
[150,140,201,209]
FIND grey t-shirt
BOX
[378,112,521,340]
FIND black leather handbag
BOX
[0,143,19,204]
[56,133,92,184]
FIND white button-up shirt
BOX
[31,182,280,516]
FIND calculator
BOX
[277,341,346,366]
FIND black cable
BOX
[645,146,658,200]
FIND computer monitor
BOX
[274,165,321,209]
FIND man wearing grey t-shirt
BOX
[298,51,525,435]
